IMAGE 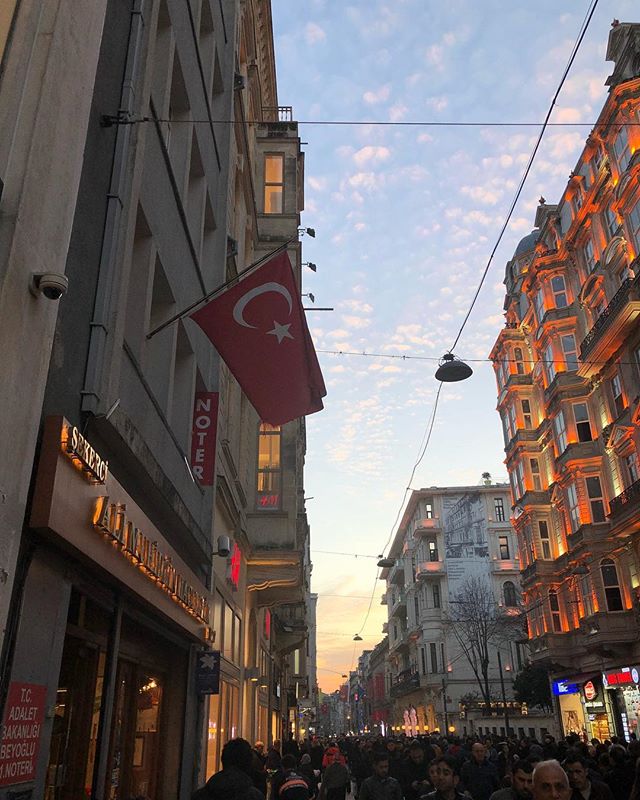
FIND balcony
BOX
[578,270,640,377]
[517,489,551,508]
[544,371,589,405]
[416,560,446,579]
[491,558,520,573]
[609,478,640,525]
[566,522,610,551]
[387,559,405,585]
[505,425,544,455]
[389,590,407,618]
[579,610,638,648]
[522,558,566,585]
[413,517,442,537]
[555,440,600,471]
[389,671,420,698]
[505,373,533,389]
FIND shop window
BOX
[573,402,593,442]
[499,536,510,560]
[521,399,533,430]
[561,334,578,372]
[494,497,505,522]
[504,581,518,607]
[610,373,626,418]
[548,590,562,632]
[585,476,606,523]
[566,482,581,532]
[257,423,281,509]
[514,347,525,374]
[545,344,556,383]
[601,559,624,612]
[530,458,542,491]
[264,154,284,213]
[554,411,568,453]
[538,520,551,560]
[551,275,568,308]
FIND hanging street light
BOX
[435,353,473,382]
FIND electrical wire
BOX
[312,549,379,559]
[448,0,600,355]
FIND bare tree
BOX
[446,576,519,709]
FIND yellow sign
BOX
[62,425,109,484]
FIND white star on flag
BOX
[268,321,294,344]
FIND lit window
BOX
[545,343,556,383]
[573,402,593,442]
[428,540,439,562]
[424,502,433,519]
[514,347,525,375]
[566,482,581,532]
[499,535,510,560]
[554,411,568,453]
[548,590,562,632]
[494,498,505,522]
[601,559,624,612]
[629,202,640,250]
[551,275,568,308]
[521,399,533,430]
[605,207,619,239]
[611,373,626,418]
[560,334,578,371]
[264,154,284,214]
[530,458,542,491]
[585,476,606,523]
[257,423,281,509]
[504,581,518,607]
[538,520,551,559]
[583,240,596,273]
[625,452,639,486]
[612,126,631,172]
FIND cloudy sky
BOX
[270,0,636,692]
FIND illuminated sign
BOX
[553,680,580,696]
[190,392,218,485]
[603,667,640,687]
[62,425,109,484]
[228,542,241,591]
[583,681,597,701]
[258,494,279,508]
[93,496,210,624]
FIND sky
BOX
[270,0,637,693]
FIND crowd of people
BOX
[192,732,640,800]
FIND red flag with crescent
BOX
[189,251,326,425]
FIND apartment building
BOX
[490,21,640,742]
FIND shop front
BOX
[553,676,612,741]
[603,666,640,741]
[2,417,211,800]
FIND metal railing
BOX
[579,268,640,359]
[262,106,293,122]
[609,478,640,518]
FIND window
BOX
[530,458,542,491]
[605,207,619,239]
[613,126,631,172]
[534,288,545,322]
[514,347,525,375]
[521,399,533,430]
[414,595,419,621]
[583,240,596,272]
[538,520,551,559]
[548,590,562,632]
[611,373,626,418]
[544,344,556,383]
[257,424,281,509]
[499,536,510,560]
[601,559,624,612]
[573,402,593,442]
[574,188,583,213]
[424,502,434,519]
[561,334,578,371]
[264,154,284,213]
[428,540,439,562]
[586,476,606,523]
[494,498,505,522]
[429,643,438,673]
[625,452,639,486]
[420,647,427,675]
[504,581,518,608]
[635,345,640,380]
[433,583,441,609]
[566,482,581,532]
[579,573,594,618]
[551,275,568,308]
[554,411,568,453]
[629,202,640,249]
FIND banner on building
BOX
[0,682,47,786]
[196,651,221,694]
[191,392,219,485]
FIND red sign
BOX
[584,680,597,701]
[0,682,47,786]
[190,392,218,485]
[228,543,241,591]
[604,669,634,686]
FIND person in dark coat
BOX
[564,752,614,800]
[460,743,499,800]
[192,737,265,800]
[402,741,434,800]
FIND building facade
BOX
[0,1,315,798]
[490,21,640,743]
[380,484,530,737]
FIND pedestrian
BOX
[299,753,320,798]
[563,752,613,800]
[489,760,534,800]
[460,743,500,800]
[531,760,571,800]
[358,751,403,800]
[319,750,350,800]
[402,741,433,800]
[420,755,466,800]
[192,737,265,800]
[278,754,312,800]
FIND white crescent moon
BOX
[232,282,293,328]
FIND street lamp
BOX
[435,353,473,382]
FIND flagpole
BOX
[146,238,297,340]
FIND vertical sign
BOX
[191,392,219,485]
[196,651,221,694]
[0,683,47,786]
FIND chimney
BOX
[605,22,640,88]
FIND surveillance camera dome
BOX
[30,272,69,300]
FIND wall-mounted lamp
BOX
[298,227,316,238]
[214,535,231,558]
[302,292,315,303]
[246,667,260,682]
[258,676,269,688]
[302,262,317,272]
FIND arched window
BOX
[503,581,518,608]
[601,559,624,612]
[548,589,562,632]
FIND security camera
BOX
[30,272,69,300]
[216,535,231,559]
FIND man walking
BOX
[460,743,499,800]
[359,752,404,800]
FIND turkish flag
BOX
[189,251,326,425]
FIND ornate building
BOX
[490,21,640,742]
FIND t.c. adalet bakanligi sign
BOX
[62,423,210,625]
